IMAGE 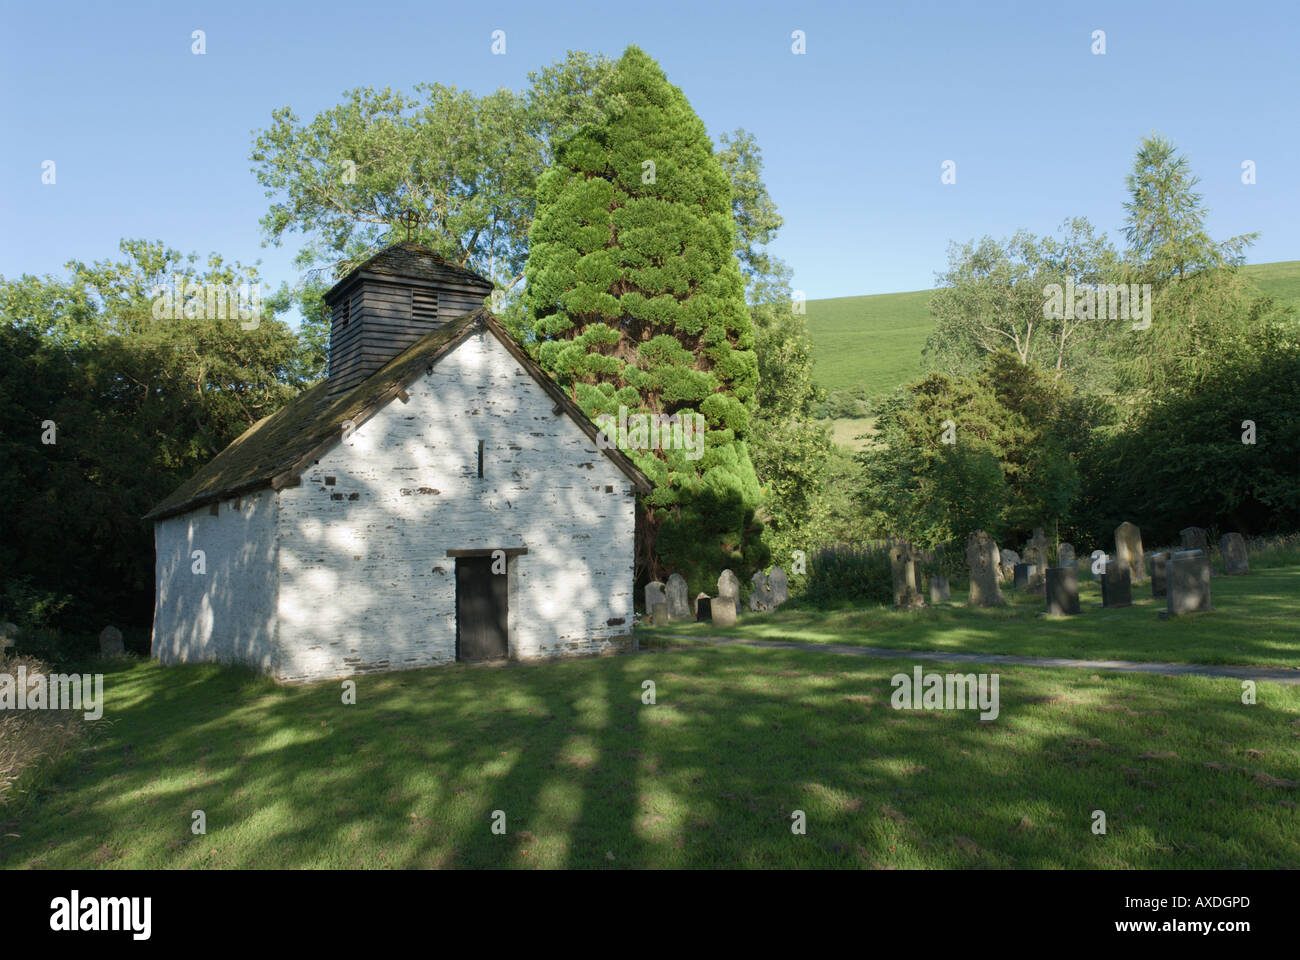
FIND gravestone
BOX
[645,581,666,616]
[1149,551,1171,598]
[651,602,668,626]
[1058,543,1076,568]
[929,576,950,604]
[694,594,712,622]
[1219,533,1249,575]
[749,571,775,612]
[717,569,741,615]
[768,566,789,609]
[665,573,690,621]
[0,622,16,654]
[1179,526,1209,555]
[890,544,925,610]
[966,530,1006,607]
[1013,563,1034,590]
[99,625,125,658]
[1026,567,1046,595]
[1114,521,1147,584]
[1025,528,1048,572]
[1166,551,1212,615]
[711,596,737,627]
[999,550,1020,582]
[1045,566,1080,616]
[1101,566,1132,608]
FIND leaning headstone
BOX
[1058,543,1076,568]
[1000,550,1020,582]
[1219,533,1249,575]
[749,571,774,612]
[1045,566,1080,616]
[99,625,125,658]
[665,573,690,621]
[651,602,668,626]
[645,581,666,616]
[1101,567,1132,608]
[1114,521,1147,584]
[889,544,925,610]
[928,576,950,604]
[716,569,741,615]
[1149,551,1171,598]
[1166,551,1212,615]
[711,597,737,627]
[1012,563,1035,590]
[1179,526,1209,555]
[966,531,1006,607]
[694,594,713,622]
[768,566,789,609]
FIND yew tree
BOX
[524,46,765,587]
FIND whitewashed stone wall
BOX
[273,330,636,683]
[151,487,278,671]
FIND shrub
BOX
[800,541,894,609]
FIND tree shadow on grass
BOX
[2,645,1297,869]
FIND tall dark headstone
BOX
[1101,566,1132,608]
[1045,566,1080,616]
[694,593,713,621]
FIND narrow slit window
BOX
[477,439,485,478]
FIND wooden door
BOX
[455,556,508,662]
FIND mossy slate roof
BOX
[144,309,651,521]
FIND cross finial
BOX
[398,208,422,243]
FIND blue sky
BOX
[2,0,1297,317]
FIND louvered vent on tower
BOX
[322,242,494,394]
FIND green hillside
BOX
[1243,259,1300,307]
[805,260,1300,398]
[803,289,933,396]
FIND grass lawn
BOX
[2,634,1298,869]
[655,566,1300,669]
[827,417,878,452]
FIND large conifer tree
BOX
[524,46,765,588]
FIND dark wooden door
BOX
[455,556,508,662]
